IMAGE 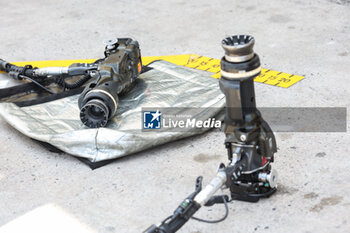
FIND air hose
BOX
[54,74,92,90]
[0,58,95,92]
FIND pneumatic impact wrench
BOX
[144,35,278,233]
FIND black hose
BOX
[18,75,55,94]
[55,74,92,89]
[191,196,229,224]
[1,58,93,94]
[0,60,36,79]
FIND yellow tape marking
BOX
[11,59,97,69]
[141,54,191,66]
[144,54,304,88]
[3,55,304,88]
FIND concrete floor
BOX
[0,0,349,232]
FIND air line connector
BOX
[0,59,9,71]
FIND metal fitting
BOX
[194,171,227,206]
[104,38,118,50]
[258,169,278,188]
[0,59,9,71]
[240,135,247,142]
[33,67,69,77]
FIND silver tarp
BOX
[0,61,225,162]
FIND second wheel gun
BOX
[0,38,142,128]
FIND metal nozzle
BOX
[222,35,255,63]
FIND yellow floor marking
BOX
[11,59,97,69]
[142,54,191,66]
[144,54,304,88]
[1,54,304,88]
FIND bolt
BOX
[240,135,246,141]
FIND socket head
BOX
[222,35,255,63]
